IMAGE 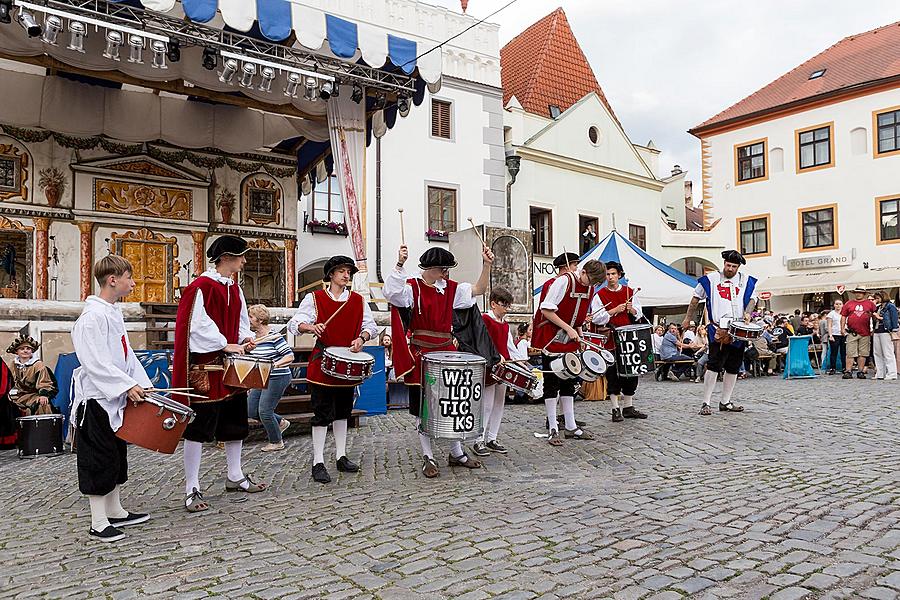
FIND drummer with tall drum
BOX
[683,250,759,416]
[384,244,494,479]
[288,255,377,484]
[595,261,649,422]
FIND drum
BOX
[223,354,273,389]
[599,349,615,365]
[491,361,539,394]
[549,352,583,380]
[729,321,764,341]
[580,350,608,381]
[321,347,375,382]
[419,352,485,441]
[615,324,654,376]
[17,414,64,458]
[116,393,196,454]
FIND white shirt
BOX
[383,267,475,310]
[651,333,664,354]
[693,271,757,325]
[826,310,842,336]
[515,338,530,359]
[486,310,527,360]
[540,272,609,326]
[189,269,252,353]
[71,295,152,431]
[288,287,378,340]
[683,330,696,343]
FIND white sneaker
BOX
[279,419,290,434]
[261,441,285,452]
[886,375,898,381]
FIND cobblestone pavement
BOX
[1,376,899,600]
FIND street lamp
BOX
[505,155,521,227]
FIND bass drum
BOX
[419,352,485,441]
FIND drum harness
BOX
[541,273,589,356]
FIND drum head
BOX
[424,352,486,365]
[599,349,615,364]
[325,346,375,363]
[145,393,194,416]
[563,353,583,374]
[582,351,607,375]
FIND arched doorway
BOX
[0,216,33,299]
[297,259,328,302]
[670,256,717,278]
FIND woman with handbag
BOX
[872,291,898,381]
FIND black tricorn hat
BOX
[553,252,580,268]
[207,235,249,262]
[323,255,359,281]
[418,247,457,270]
[721,249,746,265]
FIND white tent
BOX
[534,231,698,307]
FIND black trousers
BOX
[183,392,249,443]
[309,383,355,426]
[606,367,638,396]
[706,341,745,375]
[76,399,127,496]
[542,355,577,398]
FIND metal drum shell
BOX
[16,414,64,459]
[491,361,538,394]
[550,352,582,380]
[729,321,764,340]
[614,324,655,376]
[115,393,195,455]
[419,352,485,442]
[321,347,376,382]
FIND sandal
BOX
[185,488,209,513]
[225,474,268,493]
[699,404,712,416]
[548,429,563,446]
[564,428,594,440]
[422,456,439,478]
[719,402,744,412]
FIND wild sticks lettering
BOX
[616,326,654,376]
[439,368,482,432]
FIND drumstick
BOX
[398,209,405,245]
[467,217,487,247]
[145,387,194,392]
[162,390,210,400]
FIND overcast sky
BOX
[429,0,900,187]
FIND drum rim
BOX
[224,354,272,363]
[324,346,376,362]
[17,414,63,421]
[423,352,487,364]
[582,352,608,375]
[616,324,653,331]
[144,393,195,415]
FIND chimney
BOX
[671,165,683,176]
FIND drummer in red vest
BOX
[287,255,377,484]
[531,259,607,446]
[384,244,493,478]
[595,261,649,422]
[173,235,267,514]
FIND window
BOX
[799,204,837,251]
[427,186,457,233]
[530,207,552,256]
[808,68,826,80]
[737,214,770,256]
[588,126,601,146]
[549,105,561,119]
[628,224,646,250]
[797,124,833,170]
[431,99,452,139]
[0,156,18,192]
[311,175,344,224]
[735,139,767,183]
[579,215,599,254]
[877,196,899,244]
[874,107,900,157]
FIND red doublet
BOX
[531,273,593,354]
[596,285,634,350]
[172,276,243,403]
[307,290,364,387]
[482,314,511,360]
[391,278,458,385]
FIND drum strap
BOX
[190,364,225,372]
[410,331,453,348]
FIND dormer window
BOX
[808,68,826,80]
[549,105,561,119]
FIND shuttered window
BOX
[431,99,452,139]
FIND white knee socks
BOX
[702,369,718,405]
[610,394,620,410]
[89,495,109,531]
[312,425,327,465]
[545,395,560,432]
[622,395,634,409]
[449,440,465,459]
[224,441,247,490]
[481,385,496,442]
[105,486,127,519]
[183,440,202,496]
[560,395,576,431]
[333,419,348,459]
[486,386,506,443]
[721,373,738,405]
[415,417,434,459]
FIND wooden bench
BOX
[654,359,695,380]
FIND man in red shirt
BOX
[840,287,876,379]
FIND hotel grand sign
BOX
[786,251,853,271]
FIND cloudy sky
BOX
[429,0,899,185]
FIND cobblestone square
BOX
[1,376,898,599]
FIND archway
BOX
[297,258,328,302]
[669,256,717,278]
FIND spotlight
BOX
[166,39,180,63]
[303,77,318,101]
[17,8,42,37]
[102,30,123,61]
[398,95,410,117]
[127,34,144,64]
[374,92,386,110]
[283,72,300,97]
[319,80,334,100]
[66,21,86,52]
[41,15,62,45]
[238,62,256,88]
[0,0,11,25]
[350,82,363,104]
[201,47,217,71]
[219,58,238,84]
[150,40,167,69]
[258,66,275,92]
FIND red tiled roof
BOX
[692,20,900,134]
[500,8,618,122]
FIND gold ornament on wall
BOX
[95,178,192,219]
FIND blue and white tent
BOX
[534,231,698,307]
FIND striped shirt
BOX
[249,335,294,377]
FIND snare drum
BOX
[419,352,485,441]
[599,349,615,365]
[17,414,64,458]
[321,347,375,382]
[223,354,273,389]
[549,352,583,380]
[580,350,608,381]
[728,321,763,341]
[491,361,539,394]
[116,393,196,454]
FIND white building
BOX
[690,20,900,313]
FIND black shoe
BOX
[89,525,126,542]
[842,371,853,379]
[336,456,359,473]
[485,440,508,454]
[611,408,623,422]
[312,462,331,484]
[108,512,150,527]
[622,406,648,419]
[857,371,867,379]
[827,369,835,375]
[472,441,490,456]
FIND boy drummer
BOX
[71,255,153,542]
[384,244,493,478]
[531,260,607,445]
[288,255,377,484]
